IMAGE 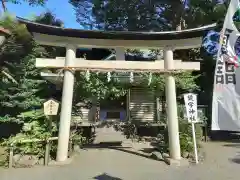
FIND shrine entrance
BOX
[19,17,216,163]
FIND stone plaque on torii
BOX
[18,17,217,163]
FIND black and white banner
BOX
[212,0,240,131]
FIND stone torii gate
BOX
[19,17,216,163]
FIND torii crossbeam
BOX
[36,58,200,73]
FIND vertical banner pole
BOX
[191,122,199,164]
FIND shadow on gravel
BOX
[140,147,157,153]
[229,156,240,164]
[210,131,240,143]
[82,141,124,149]
[93,173,122,180]
[223,144,240,148]
[82,141,161,161]
[108,147,159,161]
[231,158,240,164]
[229,151,240,164]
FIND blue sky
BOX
[6,0,80,28]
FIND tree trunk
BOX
[1,0,6,12]
[176,0,187,31]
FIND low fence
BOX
[8,137,73,168]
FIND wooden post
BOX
[156,97,161,122]
[8,145,13,168]
[44,139,50,166]
[126,89,130,121]
[44,116,53,166]
[127,89,131,121]
[204,122,208,142]
[68,138,73,155]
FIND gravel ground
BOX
[0,128,240,180]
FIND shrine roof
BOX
[18,17,217,41]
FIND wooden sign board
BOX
[184,93,198,123]
[44,98,59,116]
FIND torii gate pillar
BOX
[56,44,76,162]
[164,48,181,160]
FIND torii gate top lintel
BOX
[18,17,217,49]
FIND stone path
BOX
[0,128,240,180]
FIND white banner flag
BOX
[212,0,240,131]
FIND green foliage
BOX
[0,13,62,163]
[178,118,202,155]
[1,110,55,157]
[159,105,204,157]
[139,71,199,99]
[5,0,47,6]
[0,15,41,115]
[70,0,230,31]
[120,121,138,140]
[70,0,164,30]
[175,72,199,93]
[178,105,203,155]
[34,11,63,27]
[74,71,128,103]
[1,1,47,13]
[0,14,32,82]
